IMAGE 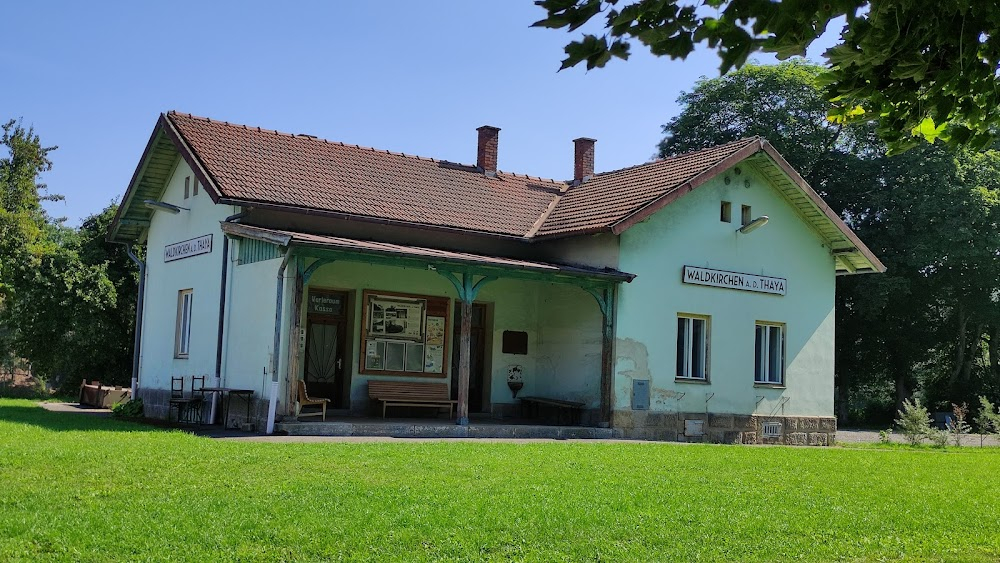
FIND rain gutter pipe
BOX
[211,211,246,425]
[266,250,293,434]
[117,243,145,400]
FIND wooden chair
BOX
[168,377,189,422]
[296,380,330,421]
[185,376,206,424]
[169,376,204,424]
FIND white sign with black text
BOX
[682,265,786,296]
[164,234,213,262]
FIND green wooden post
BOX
[438,271,495,425]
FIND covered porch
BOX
[222,223,634,432]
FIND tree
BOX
[2,205,138,389]
[0,119,137,391]
[0,120,58,373]
[658,61,1000,423]
[534,1,1000,153]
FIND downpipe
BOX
[212,211,245,425]
[118,243,145,399]
[266,251,292,434]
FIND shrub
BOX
[878,429,893,444]
[946,403,971,447]
[928,429,949,448]
[974,396,1000,446]
[111,398,143,418]
[895,398,932,446]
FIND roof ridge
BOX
[586,136,761,181]
[166,110,566,184]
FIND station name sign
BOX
[164,234,213,262]
[682,265,786,296]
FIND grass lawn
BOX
[2,399,1000,562]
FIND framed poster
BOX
[360,290,450,377]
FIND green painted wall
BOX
[616,165,836,418]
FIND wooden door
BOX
[451,303,487,413]
[304,290,349,408]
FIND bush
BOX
[111,398,143,418]
[946,403,971,447]
[878,429,893,444]
[895,398,932,446]
[928,429,949,448]
[975,396,1000,435]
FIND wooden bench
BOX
[368,381,457,419]
[519,396,586,426]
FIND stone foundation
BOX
[138,387,269,430]
[611,410,836,446]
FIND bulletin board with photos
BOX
[360,289,450,377]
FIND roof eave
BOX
[106,114,170,243]
[222,198,535,243]
[757,142,886,274]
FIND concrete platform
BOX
[275,417,618,440]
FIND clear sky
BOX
[3,1,836,225]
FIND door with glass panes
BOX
[304,290,349,408]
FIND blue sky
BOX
[4,1,836,225]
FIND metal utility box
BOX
[632,379,650,410]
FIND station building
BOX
[107,111,883,443]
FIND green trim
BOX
[292,245,629,286]
[239,238,282,265]
[299,257,335,285]
[437,271,496,303]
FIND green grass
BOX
[2,399,1000,562]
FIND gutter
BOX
[265,250,293,434]
[116,243,145,400]
[211,210,246,424]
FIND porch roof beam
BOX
[291,244,631,288]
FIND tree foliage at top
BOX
[533,0,1000,153]
[659,61,1000,422]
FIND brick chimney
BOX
[574,137,596,183]
[477,125,500,177]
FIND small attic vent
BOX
[762,421,782,438]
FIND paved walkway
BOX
[35,403,1000,446]
[837,428,1000,447]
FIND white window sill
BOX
[675,377,710,385]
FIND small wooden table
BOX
[203,387,255,429]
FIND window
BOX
[720,201,732,223]
[676,315,709,380]
[184,176,190,199]
[175,289,193,358]
[192,178,199,196]
[755,322,785,384]
[741,204,752,226]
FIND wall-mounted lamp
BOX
[737,215,769,234]
[143,199,186,214]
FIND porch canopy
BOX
[222,222,635,426]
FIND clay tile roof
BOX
[166,111,567,238]
[535,137,761,237]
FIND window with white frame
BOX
[175,289,193,358]
[754,322,785,384]
[676,315,709,380]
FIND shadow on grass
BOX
[0,402,165,434]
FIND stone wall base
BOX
[138,387,269,430]
[611,410,836,446]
